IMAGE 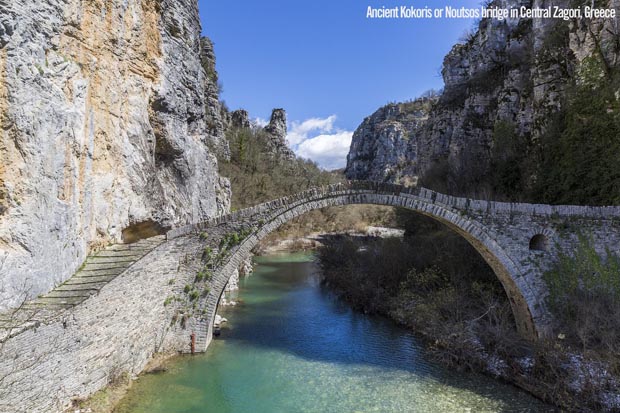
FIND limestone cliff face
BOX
[0,0,231,309]
[346,0,620,190]
[201,36,230,161]
[346,100,433,185]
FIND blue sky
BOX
[198,1,480,169]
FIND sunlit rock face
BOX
[0,0,231,309]
[263,108,295,160]
[230,109,251,129]
[346,101,431,185]
[346,0,620,187]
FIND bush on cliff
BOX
[533,67,620,206]
[544,236,620,359]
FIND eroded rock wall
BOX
[346,99,434,185]
[0,0,230,310]
[346,0,620,188]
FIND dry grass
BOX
[68,354,174,413]
[261,205,397,246]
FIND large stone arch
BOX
[187,186,546,351]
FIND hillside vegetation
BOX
[219,125,337,209]
[218,123,395,241]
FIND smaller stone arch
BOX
[529,234,549,252]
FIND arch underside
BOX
[203,191,543,346]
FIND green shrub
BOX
[544,236,620,353]
[195,268,212,283]
[202,246,213,263]
[219,228,255,251]
[534,75,620,205]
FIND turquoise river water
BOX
[115,252,553,413]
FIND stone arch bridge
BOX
[166,181,620,351]
[4,181,620,412]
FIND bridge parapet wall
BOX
[168,182,620,241]
[166,182,415,240]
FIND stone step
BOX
[44,290,95,299]
[55,282,108,291]
[135,243,164,250]
[104,244,154,251]
[64,275,116,284]
[0,322,34,334]
[30,296,84,306]
[130,236,163,244]
[136,236,165,245]
[107,244,154,252]
[81,262,132,271]
[87,254,144,262]
[139,243,161,249]
[141,235,166,242]
[76,268,125,277]
[26,299,75,311]
[0,318,22,327]
[119,241,157,248]
[92,250,148,258]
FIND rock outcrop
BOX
[0,0,231,310]
[346,0,620,192]
[230,109,251,129]
[346,99,434,185]
[263,108,295,159]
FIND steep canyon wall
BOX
[0,0,230,310]
[346,0,620,200]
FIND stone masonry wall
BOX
[0,235,201,413]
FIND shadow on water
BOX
[216,253,555,411]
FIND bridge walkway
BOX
[0,236,165,339]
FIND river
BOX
[115,252,552,412]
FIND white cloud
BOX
[284,114,352,170]
[253,117,269,128]
[287,115,337,146]
[296,131,353,171]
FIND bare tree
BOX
[0,283,49,410]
